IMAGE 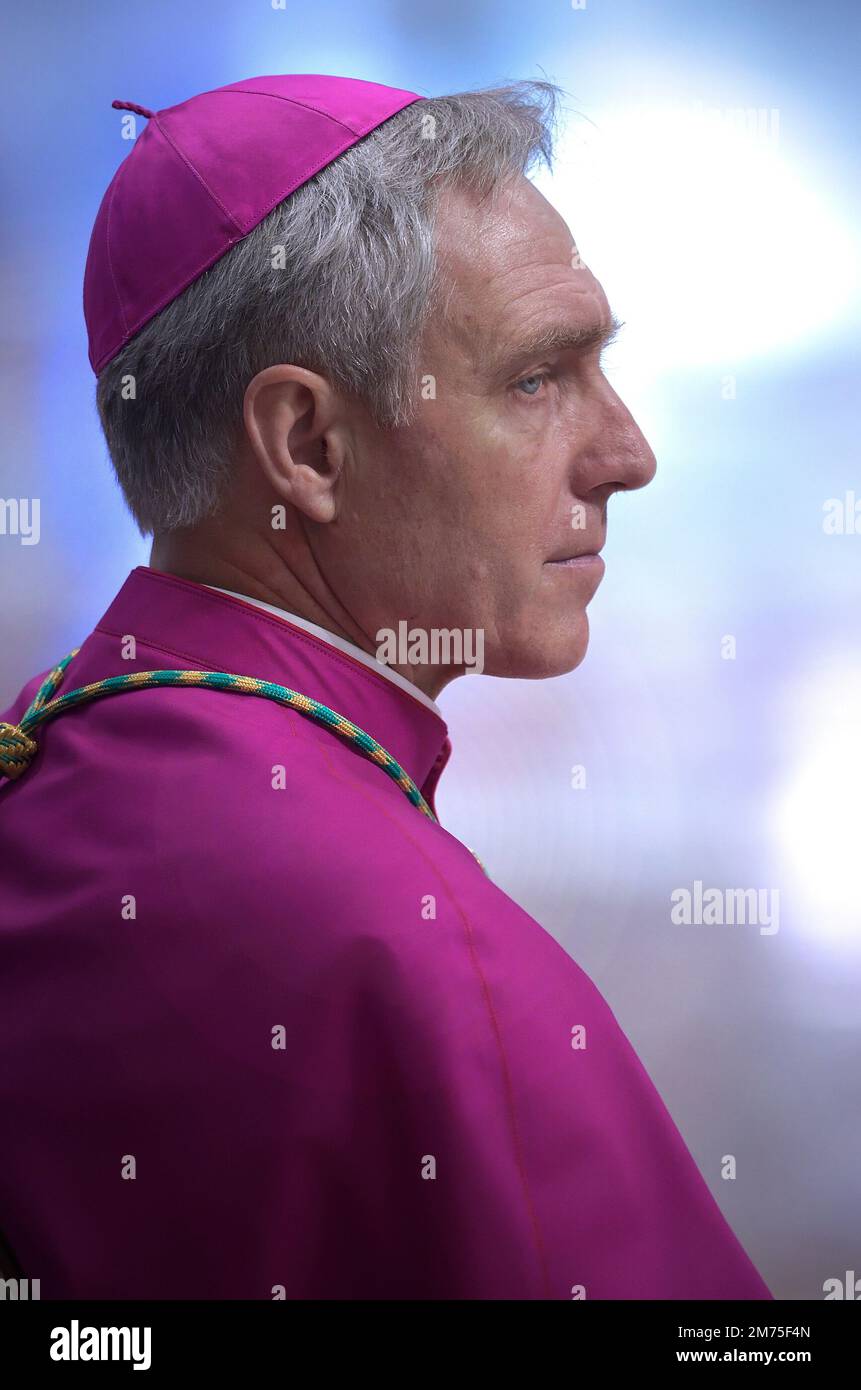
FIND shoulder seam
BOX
[312,734,553,1298]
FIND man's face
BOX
[316,173,657,684]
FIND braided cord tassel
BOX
[0,649,81,780]
[7,657,437,822]
[28,649,81,713]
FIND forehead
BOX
[430,174,610,358]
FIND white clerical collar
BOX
[204,585,444,719]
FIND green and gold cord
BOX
[0,649,437,822]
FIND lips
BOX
[546,553,605,570]
[546,543,605,565]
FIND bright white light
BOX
[536,100,860,372]
[771,657,861,951]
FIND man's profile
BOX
[0,73,771,1299]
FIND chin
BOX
[486,613,591,680]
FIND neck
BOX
[149,529,458,701]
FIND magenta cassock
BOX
[0,567,772,1299]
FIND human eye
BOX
[514,371,550,397]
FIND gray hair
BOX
[96,80,561,534]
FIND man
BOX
[0,74,772,1299]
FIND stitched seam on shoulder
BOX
[85,631,355,748]
[95,626,226,672]
[312,736,553,1297]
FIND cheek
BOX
[376,406,561,595]
[487,402,571,525]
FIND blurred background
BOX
[1,0,859,1300]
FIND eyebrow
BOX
[486,313,624,381]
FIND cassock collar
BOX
[96,568,453,812]
[203,584,445,719]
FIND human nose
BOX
[580,383,657,495]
